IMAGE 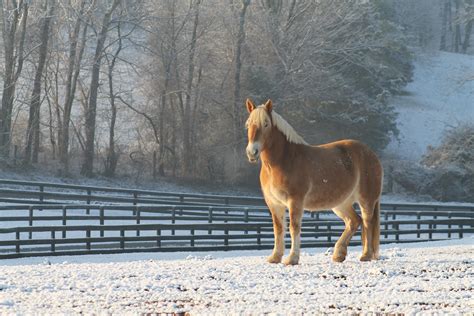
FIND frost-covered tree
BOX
[422,125,474,174]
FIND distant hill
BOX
[386,51,474,161]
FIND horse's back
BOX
[315,139,383,204]
[325,139,383,201]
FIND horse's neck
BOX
[261,128,291,168]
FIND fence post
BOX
[459,224,463,238]
[191,229,195,247]
[133,193,138,209]
[448,212,452,238]
[327,224,331,242]
[417,212,421,238]
[120,230,125,249]
[86,189,91,215]
[433,207,438,229]
[86,229,91,251]
[136,207,140,237]
[157,229,161,247]
[15,230,20,253]
[172,206,176,236]
[384,211,388,239]
[395,224,399,241]
[51,231,56,252]
[208,207,213,235]
[244,208,249,235]
[257,226,261,247]
[224,229,229,247]
[39,185,44,204]
[100,206,105,237]
[62,206,67,238]
[315,213,319,232]
[29,206,33,240]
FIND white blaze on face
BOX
[246,141,262,162]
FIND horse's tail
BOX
[372,200,380,259]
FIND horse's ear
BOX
[264,99,273,113]
[246,99,256,113]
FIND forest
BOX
[0,0,472,193]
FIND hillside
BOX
[386,51,474,161]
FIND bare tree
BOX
[462,0,473,52]
[81,0,120,177]
[103,22,123,177]
[24,0,54,164]
[232,0,251,149]
[58,0,90,173]
[182,0,201,175]
[0,0,28,158]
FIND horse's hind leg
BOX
[332,202,361,262]
[359,201,376,261]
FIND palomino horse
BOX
[245,99,383,265]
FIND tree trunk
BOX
[25,1,54,164]
[104,23,123,177]
[59,0,88,171]
[440,0,449,50]
[0,0,28,158]
[81,0,120,177]
[232,0,251,150]
[183,0,200,176]
[454,0,461,52]
[462,0,473,53]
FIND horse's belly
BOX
[303,183,356,211]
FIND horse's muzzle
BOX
[246,150,260,163]
[246,143,261,163]
[248,156,259,163]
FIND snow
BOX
[0,238,472,314]
[387,51,474,161]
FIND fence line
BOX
[1,179,473,212]
[1,203,472,259]
[0,179,473,259]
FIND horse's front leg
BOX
[267,204,286,263]
[283,201,303,265]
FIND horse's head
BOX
[245,98,273,163]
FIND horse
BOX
[245,99,383,265]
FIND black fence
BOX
[0,179,265,207]
[1,202,473,259]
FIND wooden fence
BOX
[0,179,265,207]
[1,202,473,259]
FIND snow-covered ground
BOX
[387,51,474,161]
[1,238,472,314]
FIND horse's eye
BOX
[264,121,269,128]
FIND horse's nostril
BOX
[253,149,258,155]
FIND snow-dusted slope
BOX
[1,239,472,314]
[387,51,474,160]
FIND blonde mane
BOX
[246,106,308,145]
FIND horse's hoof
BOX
[267,254,282,264]
[332,255,346,263]
[332,247,347,262]
[359,253,373,261]
[282,256,299,265]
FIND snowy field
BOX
[1,238,472,314]
[387,51,474,161]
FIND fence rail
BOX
[0,179,265,207]
[0,179,473,259]
[1,201,473,259]
[1,179,473,212]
